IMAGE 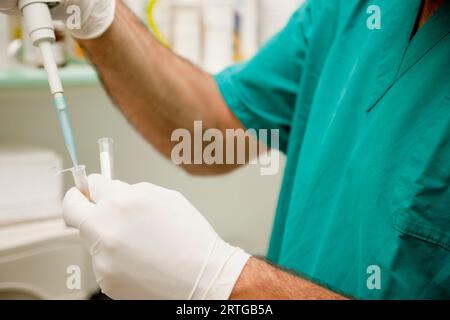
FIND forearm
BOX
[230,257,348,300]
[78,1,243,174]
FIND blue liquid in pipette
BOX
[52,95,79,166]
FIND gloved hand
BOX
[0,0,115,39]
[63,174,250,300]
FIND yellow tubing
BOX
[147,0,170,47]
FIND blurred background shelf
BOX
[0,65,99,89]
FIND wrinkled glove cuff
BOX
[190,237,251,300]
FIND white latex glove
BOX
[0,0,115,39]
[63,174,250,300]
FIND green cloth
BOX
[215,0,450,299]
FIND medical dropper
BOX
[19,0,89,197]
[19,0,78,167]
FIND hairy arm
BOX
[230,257,348,300]
[78,0,246,175]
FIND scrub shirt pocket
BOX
[391,101,450,251]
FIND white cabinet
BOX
[0,219,98,299]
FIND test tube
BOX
[70,165,90,199]
[98,138,114,180]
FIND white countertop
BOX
[0,218,78,252]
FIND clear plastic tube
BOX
[70,165,90,198]
[98,138,114,180]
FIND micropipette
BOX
[19,0,79,166]
[52,93,78,166]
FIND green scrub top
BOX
[215,0,450,299]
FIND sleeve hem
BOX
[214,70,255,132]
